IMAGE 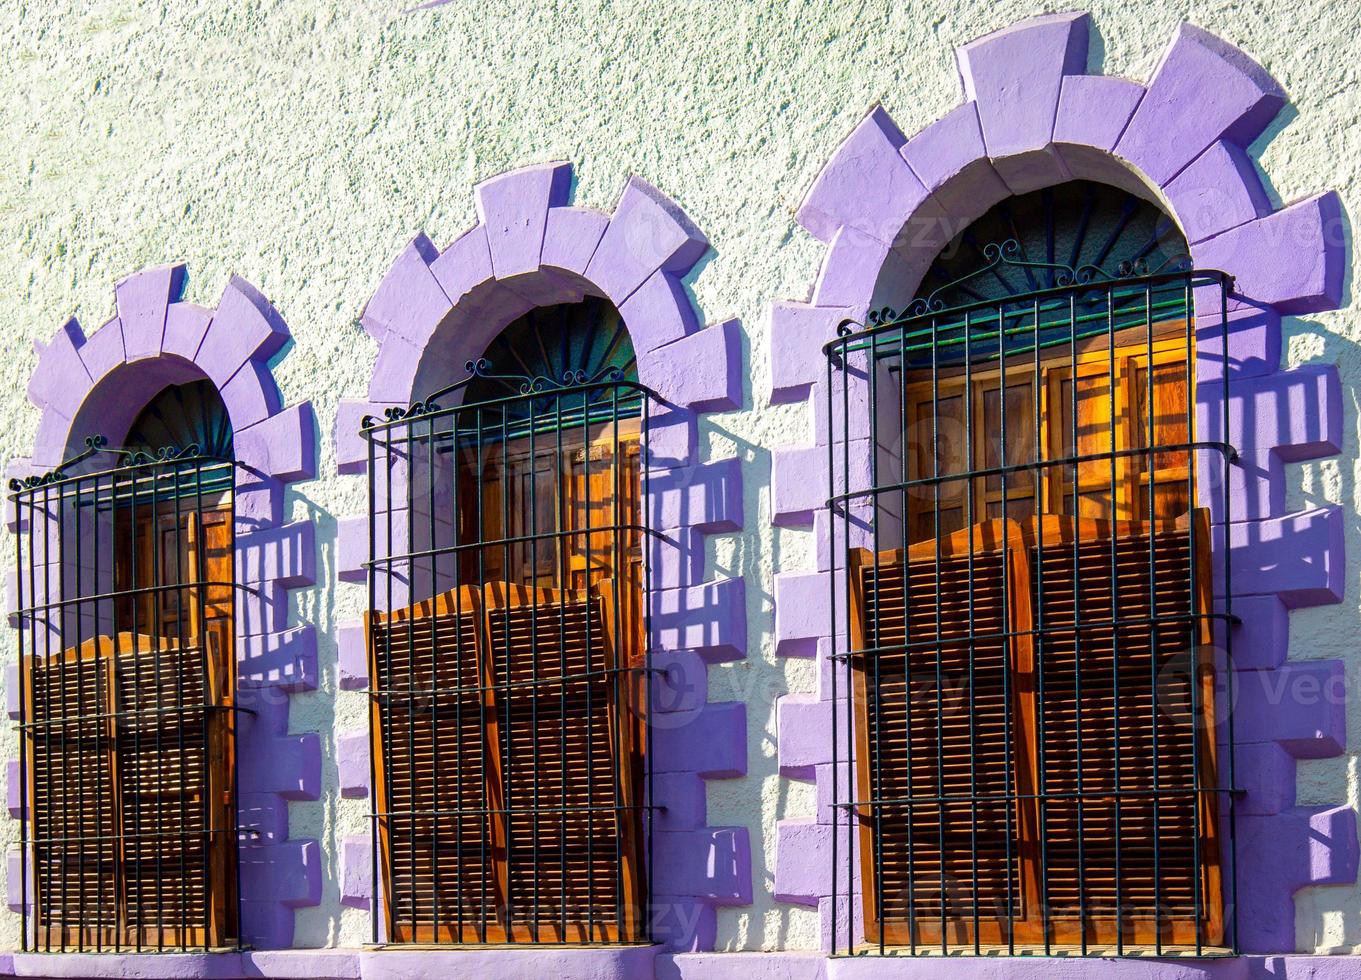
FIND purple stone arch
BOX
[7,265,322,949]
[330,161,751,951]
[769,12,1352,953]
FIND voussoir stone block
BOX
[585,176,708,303]
[473,160,572,280]
[1117,21,1285,187]
[115,263,185,362]
[360,233,450,347]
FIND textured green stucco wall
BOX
[1,0,1358,953]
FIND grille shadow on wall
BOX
[360,332,658,944]
[11,437,243,952]
[823,230,1240,955]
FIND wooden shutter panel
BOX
[368,585,495,943]
[484,581,642,942]
[1022,512,1220,947]
[850,520,1039,947]
[25,639,121,949]
[113,631,216,948]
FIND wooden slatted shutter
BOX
[1022,513,1220,946]
[485,582,641,941]
[850,511,1220,949]
[850,520,1038,947]
[26,507,236,950]
[25,639,121,949]
[368,586,495,943]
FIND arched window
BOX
[830,181,1230,952]
[13,380,239,951]
[364,297,649,944]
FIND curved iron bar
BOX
[828,263,1234,354]
[9,436,240,494]
[362,357,655,434]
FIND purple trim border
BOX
[7,265,322,948]
[769,12,1353,954]
[329,161,752,951]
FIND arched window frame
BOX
[333,162,750,953]
[770,12,1348,958]
[10,266,320,951]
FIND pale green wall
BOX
[1,0,1358,953]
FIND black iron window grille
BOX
[824,236,1239,957]
[361,348,656,945]
[11,437,242,952]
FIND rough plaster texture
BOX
[0,0,1359,964]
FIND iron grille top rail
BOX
[822,255,1240,959]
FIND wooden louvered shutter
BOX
[849,520,1039,947]
[368,585,496,943]
[1021,512,1220,947]
[483,581,643,942]
[25,638,121,949]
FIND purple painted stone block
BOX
[774,571,831,657]
[769,302,855,404]
[653,701,746,778]
[7,759,21,817]
[199,275,291,384]
[956,12,1088,157]
[1216,507,1344,607]
[428,225,493,306]
[648,457,743,533]
[1228,363,1341,461]
[239,625,318,693]
[238,733,322,801]
[163,301,213,363]
[337,621,368,690]
[1235,660,1346,758]
[648,524,705,591]
[1238,806,1357,952]
[76,317,127,384]
[654,828,752,905]
[5,664,18,719]
[652,771,707,833]
[1194,300,1282,381]
[234,402,317,484]
[586,176,708,303]
[1236,741,1296,815]
[340,837,371,909]
[1229,594,1289,670]
[639,318,742,413]
[797,106,927,248]
[473,161,572,279]
[360,233,450,347]
[334,399,400,474]
[1118,22,1285,187]
[237,520,316,588]
[220,358,284,431]
[7,849,24,912]
[238,839,323,910]
[1167,140,1273,244]
[542,206,610,275]
[651,894,718,952]
[620,269,701,355]
[651,578,746,662]
[115,263,185,361]
[368,331,423,406]
[28,317,91,418]
[652,649,709,717]
[1054,74,1144,153]
[900,102,1007,226]
[337,732,370,798]
[810,225,891,312]
[773,819,854,906]
[777,696,839,778]
[1195,193,1346,314]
